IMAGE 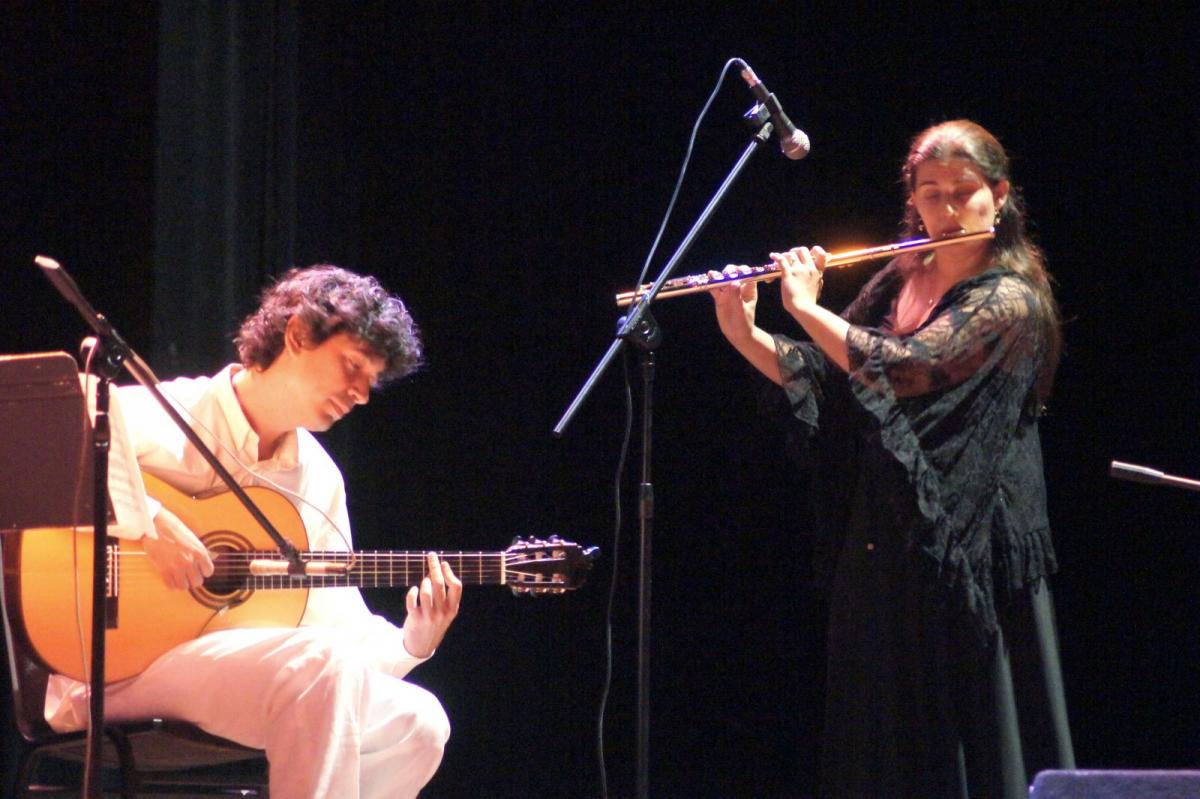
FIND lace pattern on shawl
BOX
[775,264,1052,637]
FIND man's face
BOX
[289,331,387,432]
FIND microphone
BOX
[735,59,810,160]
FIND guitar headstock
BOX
[504,535,598,595]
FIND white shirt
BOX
[45,365,426,730]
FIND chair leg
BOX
[106,727,141,799]
[14,749,38,799]
[14,748,75,799]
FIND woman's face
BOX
[910,157,1009,240]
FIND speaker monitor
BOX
[1031,770,1200,799]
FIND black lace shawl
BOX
[773,261,1057,639]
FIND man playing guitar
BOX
[44,264,462,798]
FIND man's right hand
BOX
[142,507,214,590]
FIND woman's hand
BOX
[142,507,215,590]
[775,246,828,320]
[707,264,784,385]
[708,264,760,346]
[771,245,852,372]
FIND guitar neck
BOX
[236,550,507,589]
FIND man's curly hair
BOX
[234,264,422,384]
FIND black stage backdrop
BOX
[3,4,1198,797]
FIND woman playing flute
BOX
[710,120,1073,798]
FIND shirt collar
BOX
[214,364,299,471]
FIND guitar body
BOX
[5,472,595,685]
[11,473,310,683]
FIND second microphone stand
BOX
[556,107,776,799]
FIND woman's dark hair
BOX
[899,120,1061,401]
[235,264,422,383]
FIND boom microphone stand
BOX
[554,103,777,799]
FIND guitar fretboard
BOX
[219,550,507,589]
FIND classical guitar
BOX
[5,471,597,684]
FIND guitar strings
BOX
[78,558,563,597]
[96,550,518,585]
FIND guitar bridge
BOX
[106,538,119,628]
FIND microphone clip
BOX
[743,101,772,131]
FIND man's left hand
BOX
[401,552,463,658]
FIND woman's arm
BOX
[709,275,783,385]
[776,246,851,372]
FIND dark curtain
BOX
[153,1,298,375]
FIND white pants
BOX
[94,626,449,799]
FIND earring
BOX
[916,220,926,233]
[993,209,1002,225]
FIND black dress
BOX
[773,262,1075,799]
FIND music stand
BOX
[0,351,105,532]
[0,350,119,798]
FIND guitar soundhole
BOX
[192,531,254,610]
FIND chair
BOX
[1,533,270,798]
